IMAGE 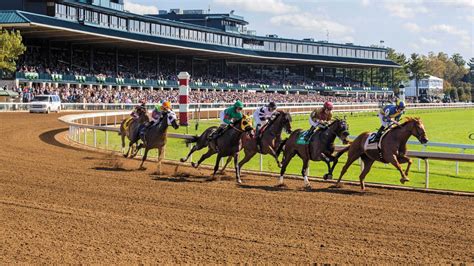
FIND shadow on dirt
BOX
[92,167,131,172]
[39,128,84,151]
[238,184,291,192]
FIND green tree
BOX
[407,53,426,102]
[451,53,466,68]
[387,48,409,88]
[0,29,26,73]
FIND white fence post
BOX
[260,154,263,171]
[425,159,429,189]
[93,129,97,147]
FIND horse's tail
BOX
[335,145,350,159]
[185,135,200,144]
[276,138,288,157]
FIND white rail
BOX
[59,111,474,191]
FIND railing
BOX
[58,110,474,192]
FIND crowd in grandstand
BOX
[15,85,393,104]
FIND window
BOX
[67,6,77,20]
[110,16,118,29]
[55,4,67,19]
[100,14,108,27]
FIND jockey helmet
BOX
[396,99,405,109]
[323,101,334,110]
[234,100,244,109]
[268,102,277,110]
[162,101,172,110]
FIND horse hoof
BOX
[400,178,410,184]
[219,170,226,175]
[304,185,312,190]
[335,182,344,188]
[191,162,197,168]
[236,179,242,185]
[323,174,333,180]
[123,154,128,158]
[180,158,186,163]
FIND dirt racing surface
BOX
[0,112,473,264]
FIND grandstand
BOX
[0,0,399,102]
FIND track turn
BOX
[0,112,473,263]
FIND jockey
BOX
[140,101,174,141]
[253,102,277,135]
[373,99,405,141]
[131,99,147,119]
[209,100,244,140]
[305,101,333,141]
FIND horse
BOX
[336,117,428,190]
[135,111,179,173]
[277,118,350,188]
[119,109,149,158]
[219,110,292,173]
[186,116,253,184]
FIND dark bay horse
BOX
[220,110,292,173]
[186,116,253,184]
[135,111,179,173]
[336,117,428,190]
[277,118,350,188]
[119,110,149,158]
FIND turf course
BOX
[84,108,474,192]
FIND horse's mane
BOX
[401,117,421,126]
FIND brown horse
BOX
[119,109,149,158]
[219,110,292,173]
[336,117,429,190]
[277,118,350,188]
[135,111,179,172]
[186,116,253,184]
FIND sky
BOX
[123,0,473,60]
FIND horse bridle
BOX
[412,121,426,141]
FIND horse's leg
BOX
[138,147,149,170]
[156,146,164,175]
[238,149,257,170]
[398,155,413,177]
[180,144,199,162]
[192,149,215,168]
[278,150,296,186]
[120,133,126,155]
[358,156,375,190]
[125,141,132,158]
[301,158,311,188]
[130,143,143,158]
[387,155,410,184]
[336,153,361,187]
[234,153,242,184]
[267,146,281,168]
[219,156,233,174]
[210,154,223,180]
[322,154,336,180]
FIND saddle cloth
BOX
[123,117,133,131]
[364,129,390,151]
[296,130,311,145]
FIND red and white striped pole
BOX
[178,71,190,126]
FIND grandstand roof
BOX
[0,10,400,68]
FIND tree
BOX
[386,48,409,87]
[451,53,466,68]
[407,53,426,102]
[0,29,26,73]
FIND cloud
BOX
[360,0,370,6]
[213,0,298,14]
[124,0,158,15]
[270,13,353,40]
[419,37,438,45]
[464,15,474,23]
[403,22,421,33]
[430,24,471,50]
[436,0,474,8]
[384,2,428,18]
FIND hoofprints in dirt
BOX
[0,113,472,263]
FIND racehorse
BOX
[336,117,428,190]
[135,111,179,173]
[219,110,292,173]
[119,109,149,158]
[277,118,350,188]
[185,116,253,184]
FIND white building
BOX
[405,75,444,98]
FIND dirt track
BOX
[0,112,473,263]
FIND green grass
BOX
[82,108,474,192]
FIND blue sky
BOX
[124,0,473,60]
